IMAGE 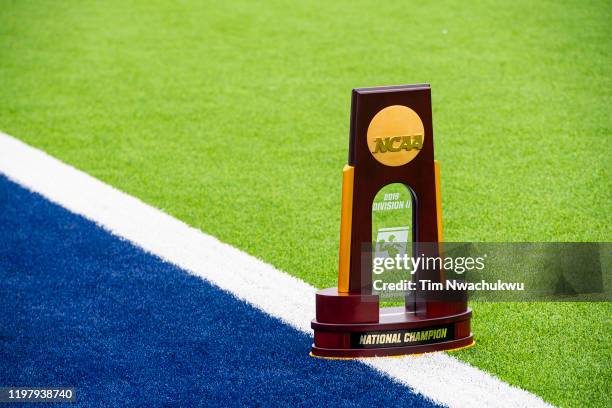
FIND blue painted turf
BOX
[0,175,440,407]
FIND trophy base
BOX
[310,338,475,359]
[311,287,473,358]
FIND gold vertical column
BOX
[434,159,445,282]
[337,165,354,293]
[434,160,443,243]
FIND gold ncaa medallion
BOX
[367,105,425,166]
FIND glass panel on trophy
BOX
[371,183,414,301]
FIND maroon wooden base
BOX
[311,287,473,358]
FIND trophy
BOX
[311,85,473,358]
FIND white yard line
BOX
[0,132,553,408]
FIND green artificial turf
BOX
[1,1,610,406]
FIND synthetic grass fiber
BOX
[0,1,610,407]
